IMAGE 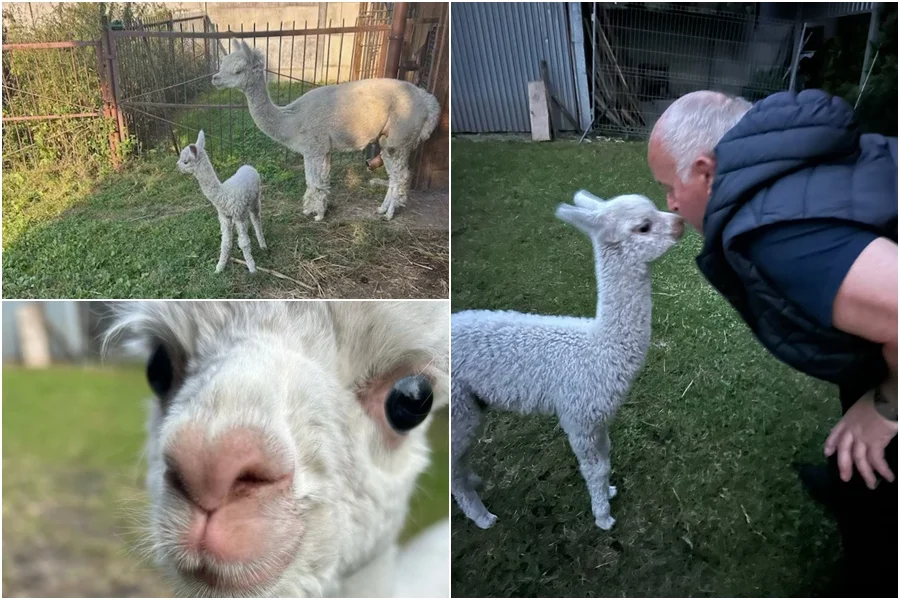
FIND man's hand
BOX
[825,389,898,489]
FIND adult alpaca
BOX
[212,40,440,221]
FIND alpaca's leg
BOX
[215,214,233,273]
[450,384,497,529]
[604,426,617,499]
[378,146,411,220]
[561,418,615,530]
[250,194,267,250]
[234,219,256,274]
[376,147,397,216]
[302,154,331,222]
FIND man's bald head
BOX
[647,91,752,233]
[650,91,752,181]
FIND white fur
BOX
[451,191,683,530]
[212,40,441,221]
[177,130,267,274]
[105,301,449,597]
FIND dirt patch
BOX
[324,187,449,232]
[2,466,171,598]
[245,227,449,299]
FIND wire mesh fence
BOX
[2,3,447,189]
[111,15,393,166]
[1,41,111,171]
[585,3,797,138]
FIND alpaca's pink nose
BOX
[165,426,292,513]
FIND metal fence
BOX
[110,16,395,163]
[586,3,797,137]
[1,40,117,170]
[2,2,447,187]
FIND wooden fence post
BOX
[412,4,448,190]
[16,304,52,368]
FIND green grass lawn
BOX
[2,83,448,299]
[450,138,841,597]
[2,365,448,597]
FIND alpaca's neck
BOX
[243,76,289,142]
[590,243,653,348]
[191,156,223,203]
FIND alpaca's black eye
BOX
[637,221,652,233]
[147,344,174,399]
[385,375,434,433]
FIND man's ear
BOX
[694,154,716,188]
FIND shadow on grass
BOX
[2,82,448,299]
[449,139,841,598]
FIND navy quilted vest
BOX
[696,89,898,387]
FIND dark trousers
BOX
[828,383,898,597]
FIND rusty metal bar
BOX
[105,27,126,146]
[2,40,99,50]
[3,112,102,122]
[97,22,120,168]
[109,24,391,40]
[383,2,409,79]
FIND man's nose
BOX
[666,195,678,212]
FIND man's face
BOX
[647,137,714,234]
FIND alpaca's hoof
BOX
[595,514,616,530]
[376,205,387,215]
[215,264,226,274]
[246,265,257,274]
[314,214,324,222]
[260,244,268,251]
[609,485,617,499]
[474,512,498,530]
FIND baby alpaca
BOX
[211,40,440,222]
[177,130,267,274]
[451,191,684,531]
[105,301,449,597]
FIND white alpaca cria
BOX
[451,191,684,531]
[105,301,449,598]
[177,130,267,274]
[211,40,441,221]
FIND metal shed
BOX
[450,2,590,133]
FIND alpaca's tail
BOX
[417,90,441,144]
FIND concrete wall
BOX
[171,3,369,84]
[1,3,382,85]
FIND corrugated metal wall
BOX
[451,2,583,133]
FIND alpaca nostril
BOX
[166,427,291,511]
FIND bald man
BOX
[648,89,897,596]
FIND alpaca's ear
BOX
[573,189,605,210]
[188,144,197,157]
[555,203,597,235]
[556,202,622,242]
[196,130,205,152]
